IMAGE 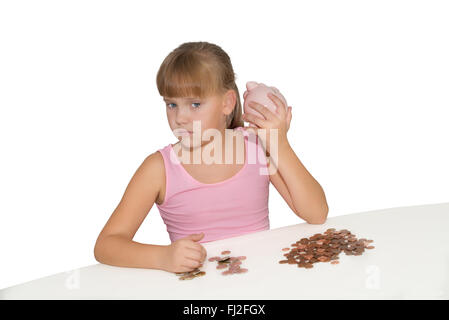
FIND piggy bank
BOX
[243,81,289,127]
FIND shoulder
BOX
[142,150,166,178]
[137,150,166,196]
[144,149,165,166]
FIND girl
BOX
[94,41,329,274]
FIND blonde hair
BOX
[156,41,244,129]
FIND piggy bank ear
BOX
[246,81,259,90]
[243,90,248,99]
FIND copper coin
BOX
[279,228,374,269]
[209,256,221,261]
[218,256,231,263]
[229,267,240,273]
[221,250,231,255]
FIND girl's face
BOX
[164,90,236,149]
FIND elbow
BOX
[93,238,105,263]
[306,216,327,224]
[304,206,329,225]
[93,244,101,263]
[307,218,327,225]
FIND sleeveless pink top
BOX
[155,127,270,243]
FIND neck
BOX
[175,127,243,165]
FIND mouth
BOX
[174,129,193,136]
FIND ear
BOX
[223,89,237,116]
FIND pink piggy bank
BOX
[243,81,289,127]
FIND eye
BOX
[165,102,201,109]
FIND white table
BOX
[1,202,448,300]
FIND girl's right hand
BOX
[161,232,207,273]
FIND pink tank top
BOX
[155,127,270,243]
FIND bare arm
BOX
[94,235,167,270]
[94,151,168,270]
[271,140,329,224]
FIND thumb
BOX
[185,232,205,241]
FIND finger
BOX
[188,240,206,252]
[201,246,207,262]
[185,255,203,268]
[189,243,206,262]
[186,245,202,257]
[178,266,195,273]
[242,112,266,128]
[188,246,207,264]
[248,101,276,121]
[185,249,202,264]
[267,92,287,117]
[181,258,201,270]
[182,253,203,269]
[184,243,206,263]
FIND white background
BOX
[0,0,448,290]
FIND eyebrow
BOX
[163,97,201,102]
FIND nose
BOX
[175,107,190,126]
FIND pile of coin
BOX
[208,250,248,275]
[175,268,206,280]
[279,228,374,269]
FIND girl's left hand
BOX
[242,92,292,154]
